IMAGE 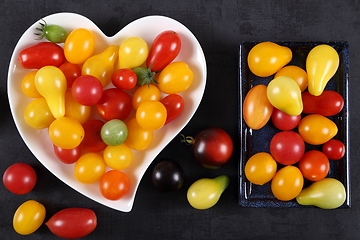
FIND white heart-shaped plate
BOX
[7,12,207,212]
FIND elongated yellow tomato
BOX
[64,28,95,64]
[248,42,292,77]
[271,166,304,201]
[74,153,106,183]
[21,70,42,98]
[157,61,193,94]
[24,97,55,129]
[275,65,308,92]
[35,66,67,118]
[103,143,133,170]
[13,200,46,235]
[298,114,338,145]
[243,84,273,129]
[82,45,119,87]
[267,76,303,116]
[48,117,84,149]
[118,37,149,69]
[306,44,339,96]
[245,152,277,185]
[125,118,153,150]
[64,91,92,125]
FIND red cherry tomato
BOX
[53,144,82,164]
[81,119,107,153]
[161,94,184,125]
[99,170,130,200]
[111,68,137,90]
[59,62,81,88]
[322,139,345,160]
[3,163,37,194]
[46,208,97,239]
[96,88,132,121]
[146,30,181,72]
[270,131,305,165]
[298,150,330,181]
[18,42,65,69]
[71,75,103,106]
[271,108,301,130]
[302,90,344,116]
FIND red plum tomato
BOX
[3,163,37,194]
[161,94,184,125]
[302,90,344,116]
[298,150,330,181]
[322,139,345,160]
[59,62,81,88]
[271,108,301,130]
[270,131,305,165]
[96,88,132,121]
[81,119,107,153]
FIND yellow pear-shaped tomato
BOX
[306,44,339,96]
[298,114,338,145]
[267,76,303,116]
[274,65,308,92]
[243,84,273,130]
[248,42,292,77]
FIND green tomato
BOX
[101,119,128,146]
[35,19,69,43]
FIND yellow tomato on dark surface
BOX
[271,166,304,201]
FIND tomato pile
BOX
[243,41,347,209]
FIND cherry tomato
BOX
[74,153,106,184]
[322,139,345,160]
[151,159,184,192]
[71,75,103,106]
[298,114,338,145]
[125,117,153,151]
[271,108,301,131]
[21,70,42,98]
[136,100,167,131]
[103,143,133,170]
[132,84,161,110]
[191,127,233,169]
[34,19,69,43]
[99,170,130,200]
[24,97,55,129]
[146,30,181,72]
[3,163,37,194]
[64,91,91,125]
[46,208,97,239]
[118,37,148,69]
[53,144,81,164]
[271,166,304,201]
[48,117,84,149]
[64,28,95,64]
[161,94,185,125]
[302,90,344,116]
[243,84,274,130]
[274,65,308,92]
[13,200,46,235]
[270,131,305,165]
[298,150,330,181]
[96,88,132,121]
[101,119,128,146]
[58,62,81,88]
[81,119,107,153]
[18,42,65,69]
[111,68,137,90]
[157,61,193,94]
[244,152,277,185]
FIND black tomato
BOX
[151,159,184,192]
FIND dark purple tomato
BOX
[151,159,184,192]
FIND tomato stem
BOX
[179,134,195,145]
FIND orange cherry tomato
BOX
[275,65,308,92]
[271,166,304,201]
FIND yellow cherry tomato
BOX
[157,61,193,94]
[74,152,106,184]
[132,84,161,110]
[271,166,304,201]
[103,143,133,170]
[298,114,338,145]
[64,28,95,64]
[245,152,277,185]
[21,70,42,98]
[13,200,46,235]
[48,117,84,149]
[136,101,167,131]
[24,97,55,129]
[64,91,91,125]
[118,37,149,69]
[248,42,292,77]
[125,117,153,151]
[275,65,308,92]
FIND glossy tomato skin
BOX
[192,127,233,169]
[13,200,46,235]
[161,94,184,125]
[322,139,345,160]
[71,75,103,106]
[53,145,81,164]
[18,42,65,69]
[270,131,305,165]
[59,62,81,88]
[146,30,181,72]
[46,208,97,239]
[3,163,37,194]
[271,166,304,201]
[111,68,137,90]
[151,159,184,192]
[99,170,130,200]
[298,150,330,181]
[64,28,95,64]
[96,88,132,121]
[271,108,301,131]
[302,90,344,116]
[81,119,107,153]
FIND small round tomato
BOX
[271,166,304,201]
[103,143,133,170]
[124,118,153,151]
[64,28,95,64]
[101,119,128,146]
[111,68,137,90]
[24,97,55,129]
[322,139,345,160]
[271,108,301,131]
[244,152,277,185]
[64,91,92,125]
[53,145,81,164]
[74,153,106,184]
[99,170,130,200]
[71,75,103,106]
[59,62,81,88]
[298,150,330,181]
[274,65,308,91]
[13,200,46,235]
[96,88,132,121]
[21,70,42,98]
[151,159,184,192]
[81,119,107,153]
[3,163,37,194]
[118,37,149,69]
[157,61,193,94]
[161,94,184,125]
[132,84,161,110]
[136,101,167,131]
[270,131,305,165]
[48,117,84,149]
